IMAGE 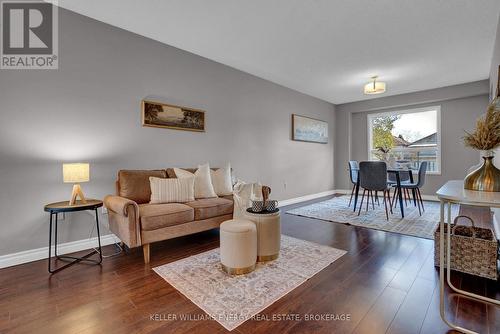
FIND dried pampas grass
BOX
[463,101,500,151]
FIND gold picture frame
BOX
[142,100,205,132]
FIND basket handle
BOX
[451,215,476,238]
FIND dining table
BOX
[352,167,415,218]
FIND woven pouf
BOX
[220,219,257,275]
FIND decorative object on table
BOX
[249,185,278,213]
[245,208,281,262]
[250,199,278,212]
[262,185,270,206]
[387,155,397,168]
[292,114,328,144]
[463,101,500,191]
[396,160,412,170]
[142,100,205,132]
[153,235,346,331]
[44,199,103,274]
[375,146,390,162]
[63,163,89,205]
[219,219,257,275]
[434,215,498,280]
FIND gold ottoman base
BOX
[258,253,279,262]
[222,263,256,275]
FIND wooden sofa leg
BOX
[143,244,150,264]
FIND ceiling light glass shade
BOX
[63,163,90,183]
[364,80,386,95]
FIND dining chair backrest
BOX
[416,161,428,187]
[359,161,387,191]
[348,160,359,185]
[387,170,410,182]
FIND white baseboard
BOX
[0,234,119,269]
[278,190,337,207]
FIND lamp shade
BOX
[63,163,90,183]
[364,78,386,95]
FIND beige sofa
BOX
[104,169,234,263]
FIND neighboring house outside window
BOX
[367,106,441,174]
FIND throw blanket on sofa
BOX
[232,180,263,218]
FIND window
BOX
[367,106,441,174]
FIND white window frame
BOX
[367,105,442,175]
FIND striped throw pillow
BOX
[149,177,195,204]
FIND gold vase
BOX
[464,156,500,192]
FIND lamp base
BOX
[69,184,87,205]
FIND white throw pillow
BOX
[149,177,195,204]
[210,163,233,196]
[174,163,218,199]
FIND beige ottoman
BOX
[245,209,281,262]
[220,219,257,275]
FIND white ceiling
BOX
[52,0,500,104]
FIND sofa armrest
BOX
[104,195,138,217]
[104,195,141,248]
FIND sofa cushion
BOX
[186,197,234,220]
[139,203,194,231]
[118,170,167,204]
[149,177,195,204]
[174,163,218,199]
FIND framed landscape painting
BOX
[142,100,205,132]
[292,114,328,143]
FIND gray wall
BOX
[0,9,335,256]
[335,81,489,195]
[490,13,500,101]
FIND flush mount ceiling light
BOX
[364,76,386,95]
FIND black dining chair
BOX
[358,161,393,220]
[348,161,359,207]
[400,161,428,215]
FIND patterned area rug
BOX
[153,235,346,331]
[287,195,459,240]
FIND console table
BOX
[44,199,103,274]
[436,180,500,334]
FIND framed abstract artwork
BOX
[292,114,328,144]
[142,100,205,132]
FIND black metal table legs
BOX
[395,172,405,218]
[48,208,103,274]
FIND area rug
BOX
[286,195,459,240]
[153,235,346,331]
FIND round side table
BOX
[44,199,103,274]
[245,208,280,262]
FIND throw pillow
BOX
[174,163,218,198]
[210,162,233,196]
[149,177,195,204]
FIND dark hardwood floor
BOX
[1,195,499,334]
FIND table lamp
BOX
[63,163,89,205]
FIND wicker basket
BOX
[434,215,498,280]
